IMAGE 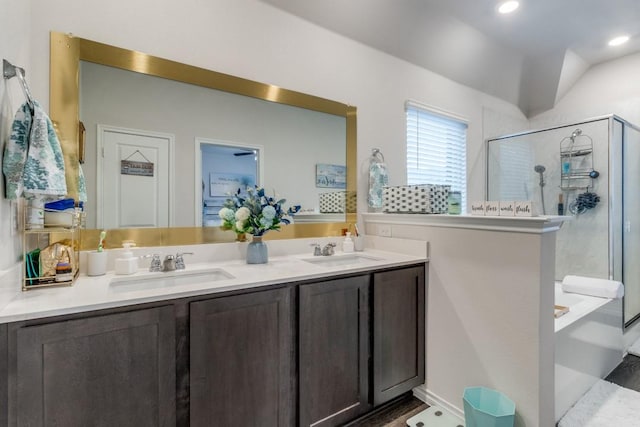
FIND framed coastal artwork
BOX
[316,163,346,189]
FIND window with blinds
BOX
[406,102,468,211]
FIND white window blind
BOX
[406,102,468,211]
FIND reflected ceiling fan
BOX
[233,150,256,156]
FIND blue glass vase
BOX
[246,235,268,264]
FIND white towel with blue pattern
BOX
[3,101,67,200]
[0,81,13,194]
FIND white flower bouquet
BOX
[218,186,300,237]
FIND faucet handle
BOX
[310,243,322,256]
[146,254,162,272]
[322,242,337,256]
[175,252,194,270]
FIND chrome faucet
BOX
[321,243,336,256]
[162,255,176,272]
[175,252,194,270]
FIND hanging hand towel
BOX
[561,275,624,299]
[77,163,87,203]
[2,101,67,199]
[0,80,13,197]
[23,101,67,198]
[3,102,30,199]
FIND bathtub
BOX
[554,282,623,422]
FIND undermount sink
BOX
[300,253,382,268]
[109,267,234,292]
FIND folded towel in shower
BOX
[3,101,67,199]
[562,275,624,299]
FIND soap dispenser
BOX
[115,241,138,275]
[342,232,355,253]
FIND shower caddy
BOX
[559,130,596,191]
[559,130,600,214]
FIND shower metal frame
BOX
[485,114,640,329]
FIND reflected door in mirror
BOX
[98,125,174,228]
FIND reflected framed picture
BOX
[316,164,346,189]
[209,172,256,197]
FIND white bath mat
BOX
[559,380,640,426]
[628,336,640,357]
[406,406,464,427]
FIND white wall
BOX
[530,52,640,128]
[0,0,31,306]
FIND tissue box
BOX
[319,191,356,213]
[382,185,450,214]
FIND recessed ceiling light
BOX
[497,1,519,14]
[608,35,630,46]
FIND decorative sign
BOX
[316,164,346,189]
[121,160,154,177]
[210,173,256,197]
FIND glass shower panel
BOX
[487,118,610,281]
[623,123,640,325]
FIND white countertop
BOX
[0,236,427,324]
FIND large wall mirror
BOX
[49,32,356,248]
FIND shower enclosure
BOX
[486,115,640,328]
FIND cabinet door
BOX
[190,287,294,427]
[0,324,7,427]
[12,305,176,427]
[373,265,426,405]
[299,275,370,427]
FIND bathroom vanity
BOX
[0,247,426,427]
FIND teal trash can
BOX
[463,386,515,427]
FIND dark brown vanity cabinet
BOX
[0,263,426,427]
[299,275,370,427]
[189,287,294,427]
[372,266,426,405]
[6,305,176,427]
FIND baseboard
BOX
[412,385,465,420]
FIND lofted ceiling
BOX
[261,0,640,117]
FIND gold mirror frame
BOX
[49,32,356,249]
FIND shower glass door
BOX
[623,123,640,326]
[487,118,610,282]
